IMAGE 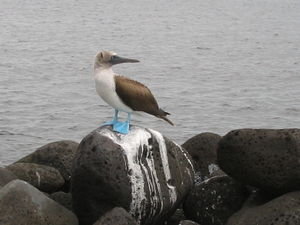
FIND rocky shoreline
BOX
[0,126,299,225]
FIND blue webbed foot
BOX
[113,121,130,134]
[102,111,131,134]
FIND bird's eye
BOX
[111,55,116,60]
[100,53,103,58]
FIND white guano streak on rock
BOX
[35,171,41,187]
[175,142,195,185]
[99,127,163,223]
[149,129,177,205]
[139,136,164,219]
[202,175,227,184]
[175,142,195,172]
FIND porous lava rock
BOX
[217,129,300,195]
[72,125,194,225]
[182,132,221,181]
[49,191,73,211]
[227,190,300,225]
[183,175,248,225]
[0,180,78,225]
[17,140,79,183]
[0,167,17,187]
[93,207,138,225]
[166,208,186,225]
[6,162,64,193]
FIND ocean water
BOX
[0,0,299,166]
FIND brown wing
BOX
[115,75,160,115]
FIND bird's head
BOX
[94,51,139,69]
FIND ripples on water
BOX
[0,0,299,165]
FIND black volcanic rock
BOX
[183,175,248,225]
[72,126,194,225]
[93,207,138,225]
[166,208,186,225]
[217,129,300,195]
[17,140,79,184]
[182,132,221,180]
[0,167,17,187]
[6,162,64,193]
[179,220,200,225]
[0,180,78,225]
[227,190,300,225]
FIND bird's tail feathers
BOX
[157,109,174,126]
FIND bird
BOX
[93,50,173,134]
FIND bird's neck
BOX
[94,66,115,86]
[94,65,114,77]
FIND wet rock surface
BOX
[0,180,78,225]
[17,140,79,184]
[183,175,248,225]
[92,207,138,225]
[227,190,300,225]
[217,129,300,195]
[6,162,64,193]
[0,167,17,187]
[182,132,221,180]
[72,125,194,225]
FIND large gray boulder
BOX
[6,162,64,193]
[217,129,300,195]
[17,140,79,184]
[0,180,78,225]
[227,190,300,225]
[72,125,194,225]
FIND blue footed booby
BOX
[94,51,174,134]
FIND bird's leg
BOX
[102,109,119,126]
[113,112,131,134]
[113,109,119,123]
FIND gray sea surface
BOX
[1,0,299,166]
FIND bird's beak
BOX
[110,55,140,65]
